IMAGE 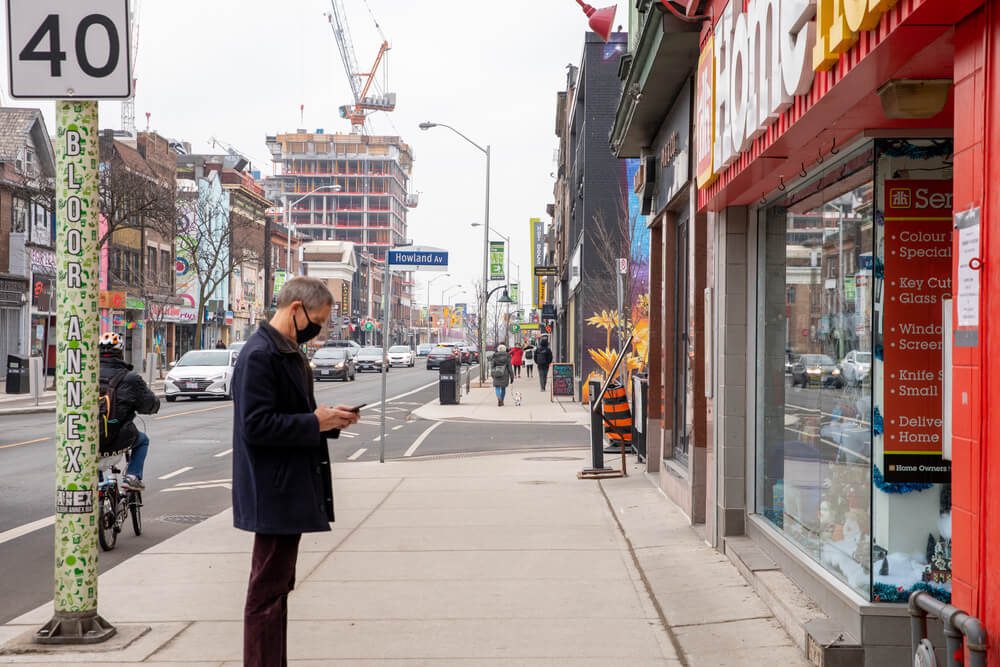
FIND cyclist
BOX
[99,332,160,490]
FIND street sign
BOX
[534,266,558,277]
[618,257,628,274]
[511,324,520,333]
[365,321,374,331]
[387,246,448,272]
[7,0,133,99]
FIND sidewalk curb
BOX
[0,392,167,416]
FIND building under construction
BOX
[264,130,417,343]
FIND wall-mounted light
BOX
[877,79,952,119]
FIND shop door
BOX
[672,216,691,465]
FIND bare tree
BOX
[176,180,262,347]
[99,140,177,249]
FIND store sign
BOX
[31,247,56,274]
[530,217,545,307]
[883,179,952,484]
[341,282,350,315]
[697,0,898,185]
[33,274,55,312]
[99,290,126,309]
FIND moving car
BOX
[416,343,434,357]
[388,345,415,367]
[355,346,389,373]
[790,354,844,388]
[839,350,872,386]
[459,345,477,364]
[426,345,460,370]
[310,347,356,381]
[165,349,238,401]
[324,339,362,358]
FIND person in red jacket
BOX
[510,344,524,378]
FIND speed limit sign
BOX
[7,0,132,99]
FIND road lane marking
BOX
[404,421,442,458]
[158,466,193,480]
[162,483,232,492]
[0,515,54,546]
[0,437,49,450]
[392,425,404,431]
[347,448,367,461]
[155,405,228,420]
[213,448,233,458]
[339,432,357,438]
[361,378,442,412]
[373,436,382,442]
[174,478,231,485]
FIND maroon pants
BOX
[244,533,301,667]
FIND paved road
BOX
[0,363,588,623]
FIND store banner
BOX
[273,270,288,298]
[489,241,505,281]
[882,179,952,483]
[531,217,545,306]
[341,282,350,316]
[509,283,518,302]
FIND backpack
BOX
[535,346,553,365]
[99,371,128,452]
[491,363,508,380]
[524,348,534,361]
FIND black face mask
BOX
[294,305,323,344]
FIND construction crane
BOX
[209,137,254,172]
[326,0,396,133]
[121,0,142,135]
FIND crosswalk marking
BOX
[347,448,367,461]
[158,466,193,480]
[213,448,233,458]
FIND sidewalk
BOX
[0,380,166,416]
[413,375,589,425]
[0,450,807,665]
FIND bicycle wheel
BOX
[129,491,143,536]
[98,494,117,551]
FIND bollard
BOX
[589,379,605,470]
[29,357,44,406]
[144,353,157,388]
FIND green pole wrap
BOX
[53,100,101,613]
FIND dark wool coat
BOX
[231,323,339,534]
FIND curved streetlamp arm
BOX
[425,122,488,155]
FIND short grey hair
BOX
[277,277,334,311]
[497,344,507,353]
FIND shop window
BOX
[756,139,953,604]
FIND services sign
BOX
[882,180,952,483]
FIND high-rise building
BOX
[264,130,417,343]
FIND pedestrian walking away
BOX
[231,276,360,667]
[523,342,535,378]
[510,344,524,378]
[215,339,226,349]
[491,344,515,406]
[535,336,553,391]
[98,332,160,490]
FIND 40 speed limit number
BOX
[6,0,132,99]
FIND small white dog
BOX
[512,391,523,406]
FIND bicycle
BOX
[97,450,143,551]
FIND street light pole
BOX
[282,184,342,278]
[419,121,490,383]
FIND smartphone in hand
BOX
[349,403,367,413]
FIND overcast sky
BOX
[2,0,630,309]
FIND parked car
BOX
[228,341,247,353]
[426,345,460,370]
[165,349,238,401]
[839,350,872,386]
[790,354,844,388]
[458,345,477,364]
[324,339,362,358]
[416,343,434,357]
[355,346,389,373]
[387,345,415,367]
[310,347,356,382]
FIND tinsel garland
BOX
[873,581,950,604]
[873,465,934,494]
[877,139,953,160]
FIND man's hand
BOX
[314,405,360,431]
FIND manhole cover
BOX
[518,480,556,485]
[158,514,210,525]
[524,456,584,461]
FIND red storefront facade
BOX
[693,0,999,660]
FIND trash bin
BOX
[439,357,459,405]
[6,354,29,394]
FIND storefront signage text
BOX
[697,0,898,185]
[883,179,952,484]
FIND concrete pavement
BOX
[414,374,589,425]
[0,450,807,665]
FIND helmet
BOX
[99,332,125,353]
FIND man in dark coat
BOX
[535,336,554,391]
[232,277,360,667]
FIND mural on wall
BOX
[582,158,650,399]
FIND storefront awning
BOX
[610,7,701,158]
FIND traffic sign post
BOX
[7,0,132,645]
[379,248,449,463]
